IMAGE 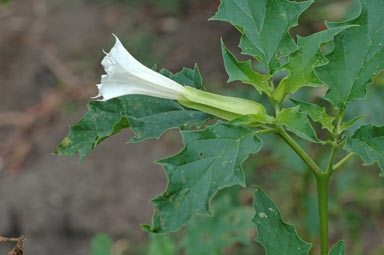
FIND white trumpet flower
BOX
[93,35,271,123]
[93,35,188,101]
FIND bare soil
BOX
[0,0,235,254]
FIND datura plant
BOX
[56,0,384,254]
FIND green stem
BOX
[316,173,329,255]
[277,128,322,176]
[332,152,355,172]
[256,128,279,135]
[326,146,337,173]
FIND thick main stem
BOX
[316,174,329,255]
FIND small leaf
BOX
[182,195,254,255]
[277,25,353,97]
[329,240,346,255]
[345,124,384,177]
[221,40,271,94]
[277,107,320,142]
[339,115,365,134]
[315,0,384,109]
[143,122,263,233]
[90,234,112,255]
[55,66,211,161]
[210,0,313,71]
[252,187,312,254]
[147,234,176,255]
[291,99,335,133]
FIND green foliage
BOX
[277,107,319,143]
[276,26,352,101]
[90,234,112,255]
[315,0,384,110]
[329,240,346,255]
[345,124,384,177]
[252,187,312,254]
[147,234,176,255]
[0,0,10,6]
[142,122,262,233]
[221,40,271,94]
[182,195,254,255]
[55,66,211,161]
[291,99,335,133]
[210,0,313,72]
[57,0,384,254]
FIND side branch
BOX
[332,152,356,172]
[277,127,322,176]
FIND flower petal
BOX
[94,35,187,101]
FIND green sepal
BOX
[229,114,274,127]
[253,187,312,254]
[180,86,272,123]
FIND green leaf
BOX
[277,107,319,142]
[221,40,271,94]
[252,187,312,254]
[210,0,313,71]
[315,0,384,109]
[291,99,335,133]
[277,26,353,97]
[143,122,263,233]
[339,115,365,134]
[182,195,254,255]
[345,124,384,177]
[329,240,346,255]
[90,234,112,255]
[55,66,211,161]
[147,234,176,255]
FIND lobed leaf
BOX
[315,0,384,109]
[291,99,335,133]
[55,66,211,161]
[345,124,384,177]
[252,187,312,254]
[329,240,346,255]
[221,40,271,94]
[275,25,354,100]
[277,107,320,142]
[143,122,263,233]
[210,0,313,72]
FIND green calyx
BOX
[179,86,272,124]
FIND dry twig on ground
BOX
[0,236,24,255]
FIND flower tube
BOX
[94,35,271,123]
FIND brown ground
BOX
[0,0,234,254]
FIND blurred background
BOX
[0,0,383,254]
